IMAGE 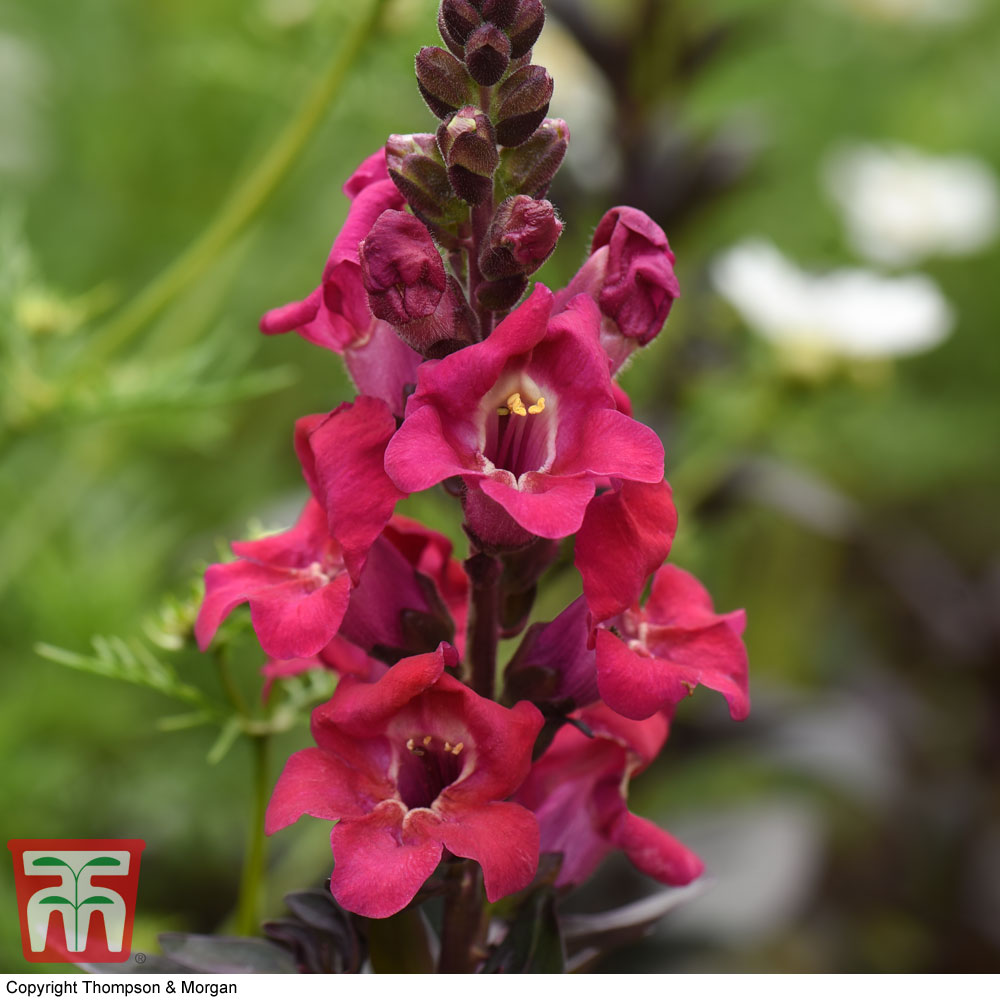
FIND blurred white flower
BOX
[826,143,1000,266]
[712,239,954,366]
[835,0,978,25]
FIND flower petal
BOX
[478,473,595,539]
[409,800,540,903]
[330,801,443,918]
[265,747,370,834]
[608,809,703,886]
[295,397,406,581]
[575,478,678,623]
[247,573,352,661]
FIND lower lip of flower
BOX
[477,375,556,483]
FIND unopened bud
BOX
[494,64,553,147]
[479,195,562,280]
[481,0,520,29]
[360,210,446,328]
[437,106,500,204]
[476,274,528,312]
[385,133,467,228]
[437,9,466,59]
[440,0,482,45]
[498,118,569,198]
[508,0,544,59]
[464,23,511,86]
[415,46,474,120]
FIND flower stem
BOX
[438,860,485,973]
[465,551,502,699]
[235,733,270,937]
[80,0,391,372]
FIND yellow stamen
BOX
[405,738,425,757]
[680,680,696,696]
[443,741,452,752]
[527,396,545,415]
[506,392,527,417]
[450,741,464,756]
[422,735,432,747]
[497,406,509,416]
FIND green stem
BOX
[80,0,390,372]
[236,733,270,937]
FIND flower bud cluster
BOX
[204,0,749,954]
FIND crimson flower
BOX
[196,498,351,662]
[266,644,543,918]
[384,284,668,585]
[515,702,703,888]
[507,565,748,722]
[259,149,420,418]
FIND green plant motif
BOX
[34,856,120,951]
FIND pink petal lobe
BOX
[478,474,596,539]
[195,560,291,651]
[576,479,678,623]
[408,801,540,902]
[330,802,443,918]
[265,748,368,834]
[609,810,704,885]
[248,573,352,661]
[295,397,406,581]
[383,403,471,492]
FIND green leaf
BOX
[368,907,436,974]
[482,886,564,974]
[35,636,210,707]
[39,896,73,906]
[83,857,121,867]
[33,857,72,867]
[206,716,242,765]
[81,896,114,905]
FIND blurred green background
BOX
[2,0,999,973]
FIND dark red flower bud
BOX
[415,46,474,120]
[437,106,500,204]
[385,133,467,228]
[441,0,482,45]
[481,0,520,29]
[498,117,569,198]
[464,23,511,86]
[437,8,466,59]
[494,65,553,147]
[508,0,544,59]
[479,195,562,280]
[360,210,446,328]
[476,273,528,311]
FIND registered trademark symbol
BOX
[134,952,147,964]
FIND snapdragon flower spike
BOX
[437,106,500,206]
[266,644,544,919]
[515,703,703,888]
[196,498,352,661]
[498,118,570,199]
[295,396,406,583]
[595,564,750,721]
[494,64,553,147]
[556,207,680,374]
[383,285,665,550]
[259,150,420,418]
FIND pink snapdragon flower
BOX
[384,285,667,564]
[196,498,352,661]
[259,150,420,417]
[507,565,748,721]
[556,207,680,374]
[596,564,749,721]
[266,644,543,918]
[515,702,703,888]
